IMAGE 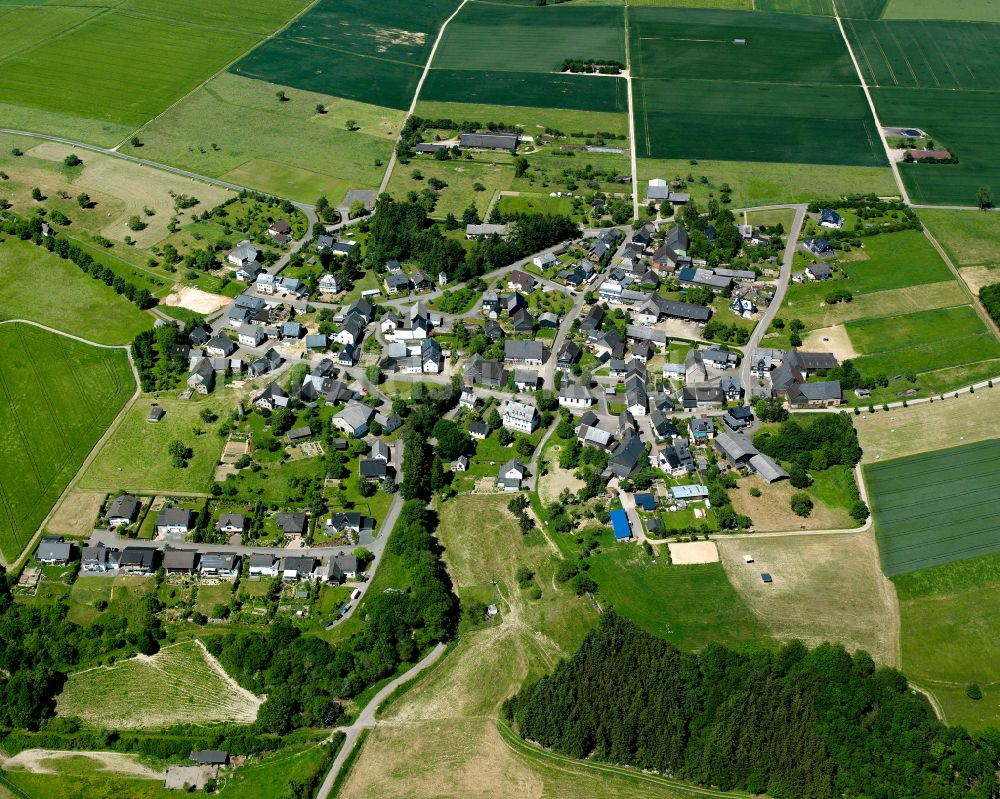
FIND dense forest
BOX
[506,612,999,799]
[981,283,1000,328]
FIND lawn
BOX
[717,532,898,664]
[79,396,233,494]
[57,640,260,728]
[120,73,402,203]
[866,438,1000,575]
[586,538,771,652]
[431,3,625,73]
[0,237,154,344]
[0,324,133,563]
[894,553,1000,730]
[66,576,114,626]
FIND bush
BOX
[571,573,597,595]
[790,493,813,518]
[966,683,983,701]
[554,561,579,583]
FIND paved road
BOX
[316,642,449,799]
[738,204,807,394]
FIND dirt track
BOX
[3,749,164,780]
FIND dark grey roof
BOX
[190,750,228,765]
[120,546,156,568]
[459,131,519,150]
[276,512,307,534]
[107,494,139,521]
[156,508,194,528]
[163,549,198,570]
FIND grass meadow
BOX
[920,210,1000,269]
[756,0,886,15]
[882,0,1000,22]
[421,69,629,113]
[894,553,1000,730]
[121,73,402,202]
[414,100,629,137]
[867,439,1000,575]
[0,238,154,344]
[0,323,133,562]
[56,640,261,729]
[79,396,233,494]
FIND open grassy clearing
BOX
[57,640,260,728]
[894,554,1000,730]
[415,100,629,137]
[920,211,1000,270]
[432,2,625,73]
[122,73,401,202]
[79,396,233,494]
[867,438,1000,575]
[586,537,771,651]
[0,324,133,562]
[730,466,858,531]
[0,238,153,344]
[856,384,1000,460]
[780,281,966,329]
[341,493,713,799]
[872,87,1000,206]
[882,0,1000,22]
[389,156,515,220]
[717,532,898,664]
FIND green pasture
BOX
[0,6,101,61]
[414,100,629,137]
[586,539,770,651]
[894,553,1000,730]
[882,0,1000,22]
[919,209,1000,268]
[634,78,884,165]
[0,238,154,344]
[0,323,133,562]
[756,0,886,17]
[388,156,515,219]
[119,0,310,36]
[629,0,751,7]
[0,12,259,128]
[121,73,401,202]
[79,397,233,494]
[873,87,1000,206]
[636,157,896,207]
[422,69,629,112]
[846,19,1000,90]
[232,39,421,111]
[432,3,625,73]
[867,439,1000,575]
[629,7,856,84]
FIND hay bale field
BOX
[717,532,899,664]
[56,641,261,729]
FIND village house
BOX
[163,549,198,575]
[502,399,539,433]
[504,340,544,366]
[155,508,195,536]
[497,458,527,491]
[119,546,157,575]
[200,553,240,578]
[106,494,140,527]
[226,240,260,270]
[36,538,72,565]
[82,543,119,573]
[249,553,279,577]
[559,382,593,410]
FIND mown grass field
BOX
[629,7,883,167]
[120,73,401,202]
[867,439,1000,575]
[894,553,1000,730]
[57,640,260,728]
[586,538,771,651]
[0,238,154,344]
[79,397,233,494]
[717,532,898,663]
[920,210,1000,269]
[431,2,625,73]
[0,323,133,562]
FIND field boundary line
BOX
[112,0,329,150]
[377,0,472,196]
[0,4,112,71]
[623,4,639,220]
[0,320,139,570]
[832,0,911,204]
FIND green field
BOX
[756,0,886,17]
[414,100,629,137]
[57,640,260,728]
[867,439,1000,575]
[431,3,625,73]
[231,0,461,110]
[0,238,153,344]
[586,537,770,651]
[882,0,1000,22]
[421,69,629,112]
[0,323,133,562]
[120,73,401,202]
[79,397,232,494]
[920,209,1000,268]
[628,7,884,167]
[894,553,1000,730]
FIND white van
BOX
[351,588,362,601]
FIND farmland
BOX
[882,0,1000,22]
[57,641,260,728]
[894,553,1000,730]
[120,73,401,202]
[79,396,234,494]
[756,0,887,15]
[231,0,461,110]
[421,70,629,113]
[0,238,154,345]
[717,532,898,664]
[414,100,629,138]
[866,439,1000,575]
[0,323,133,563]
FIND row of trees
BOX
[1,214,156,309]
[981,282,1000,327]
[506,612,1000,799]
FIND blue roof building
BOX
[634,493,656,511]
[610,508,632,541]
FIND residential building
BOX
[119,546,157,574]
[226,240,260,269]
[276,512,307,537]
[469,421,490,440]
[497,458,526,491]
[155,508,194,535]
[513,368,538,392]
[36,539,72,565]
[81,543,119,573]
[502,399,539,433]
[503,340,544,366]
[332,402,374,437]
[106,494,140,527]
[559,382,593,410]
[163,549,198,575]
[249,553,279,577]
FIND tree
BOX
[315,104,327,114]
[514,157,529,178]
[276,90,288,102]
[977,185,994,209]
[571,573,597,595]
[789,463,812,489]
[130,136,142,147]
[966,683,983,700]
[790,492,813,517]
[168,440,191,468]
[77,193,91,209]
[349,199,366,219]
[345,119,359,131]
[128,215,146,232]
[63,154,82,167]
[429,454,447,494]
[31,187,42,201]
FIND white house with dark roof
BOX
[502,399,539,433]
